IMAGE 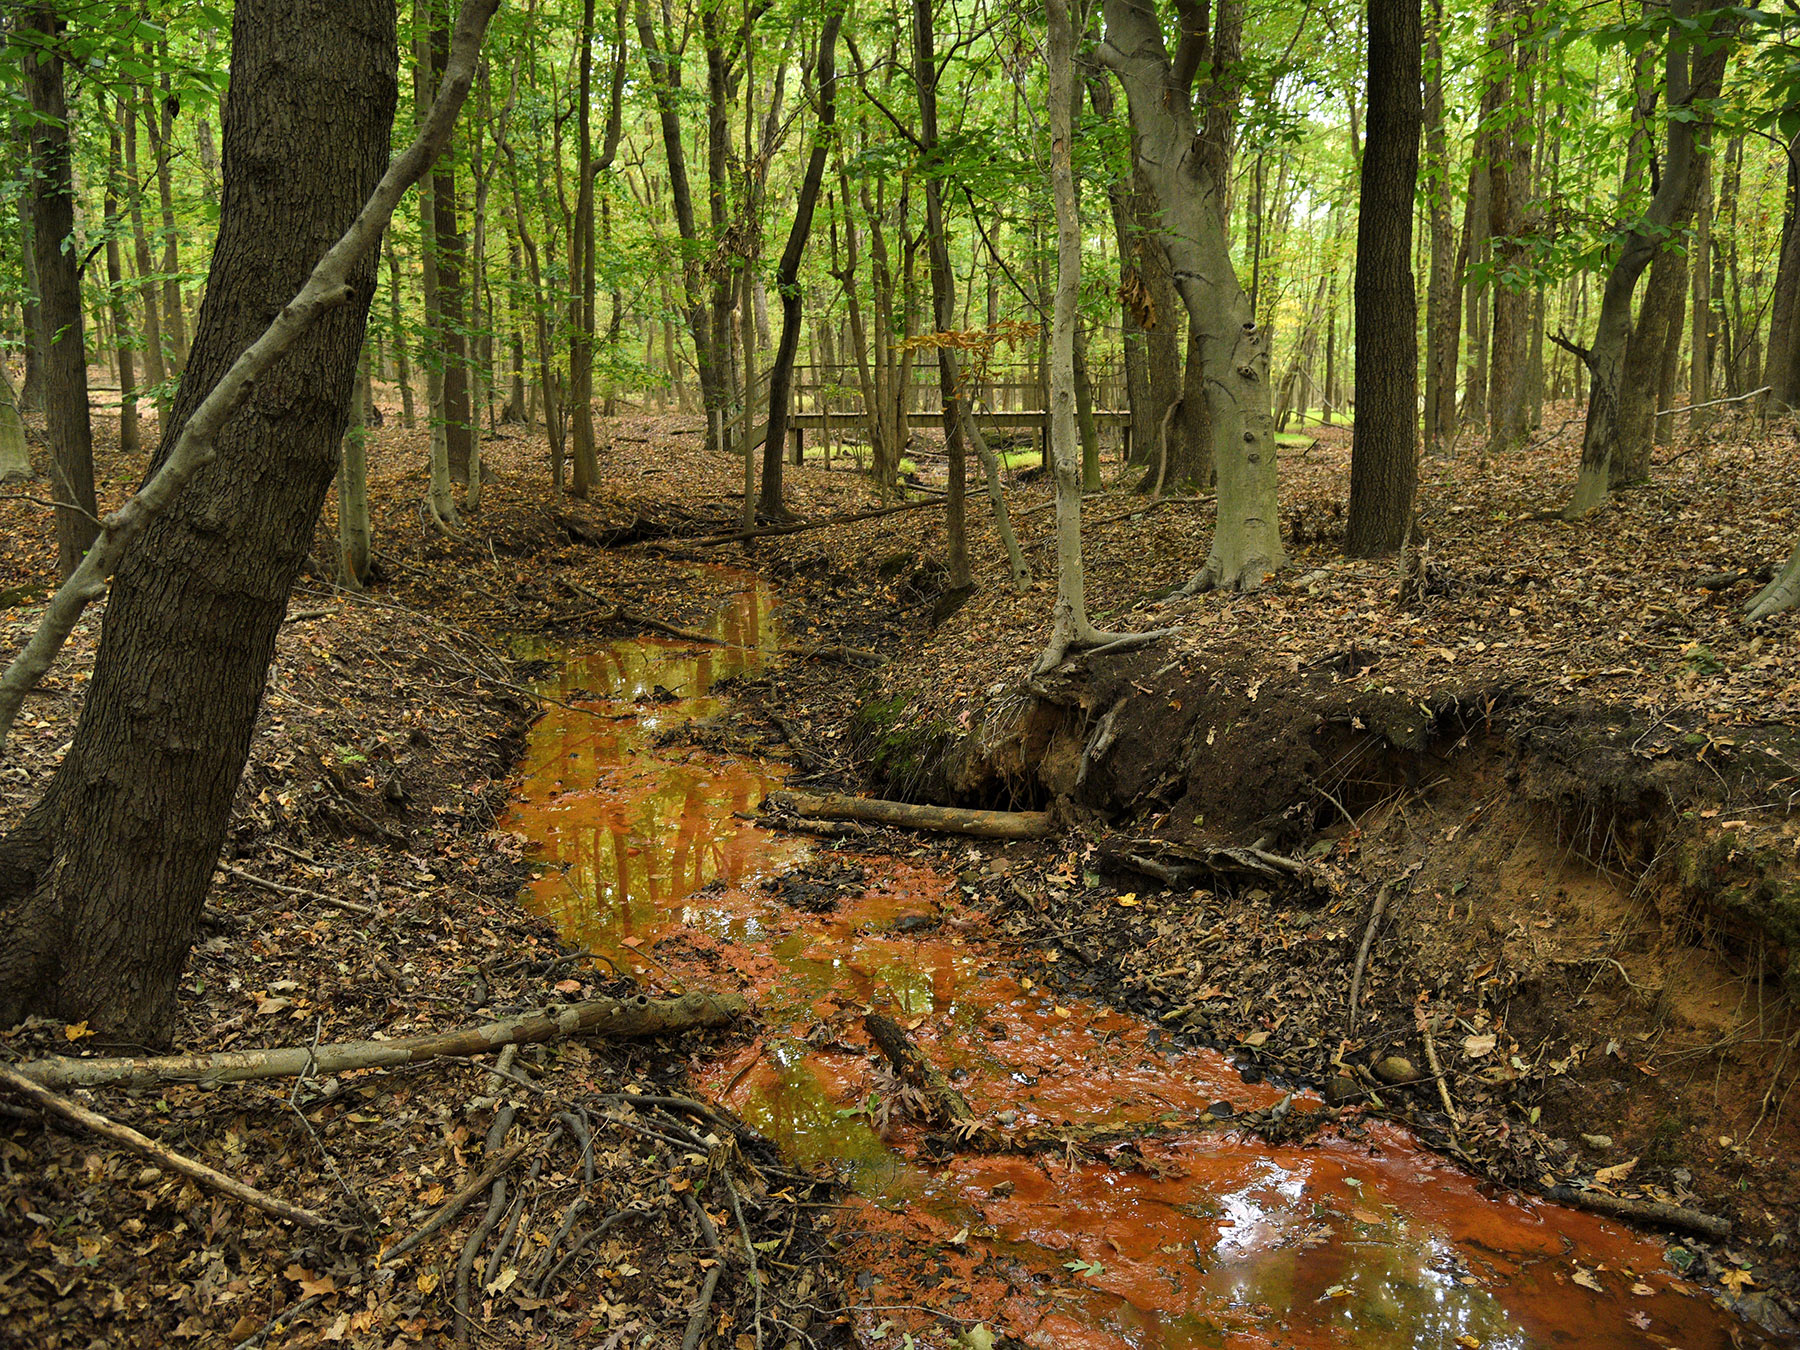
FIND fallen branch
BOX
[1653,385,1770,418]
[684,494,946,547]
[1544,1185,1731,1242]
[15,990,749,1090]
[769,790,1051,840]
[223,865,378,917]
[864,1013,979,1128]
[1106,836,1323,892]
[0,1064,329,1228]
[1345,881,1393,1035]
[379,1141,529,1267]
[1416,1008,1461,1134]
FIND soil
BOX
[4,382,1800,1346]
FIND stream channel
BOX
[500,570,1782,1350]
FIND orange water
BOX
[500,574,1781,1349]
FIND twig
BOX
[1345,881,1392,1035]
[223,865,377,917]
[0,1064,329,1228]
[721,1167,764,1350]
[1544,1185,1731,1241]
[1415,1010,1461,1133]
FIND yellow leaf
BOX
[1116,893,1139,907]
[417,1272,441,1294]
[1241,1030,1271,1047]
[1351,1207,1385,1226]
[64,1021,94,1041]
[1053,1007,1072,1018]
[1571,1267,1605,1294]
[1720,1268,1757,1294]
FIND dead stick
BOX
[773,791,1051,841]
[1345,881,1393,1036]
[1416,1011,1461,1133]
[379,1141,529,1267]
[16,990,749,1090]
[223,865,377,917]
[0,1064,329,1228]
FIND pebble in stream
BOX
[500,570,1781,1350]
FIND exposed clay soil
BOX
[6,382,1800,1344]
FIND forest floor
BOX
[4,384,1800,1345]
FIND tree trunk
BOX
[429,10,473,486]
[0,363,28,482]
[1098,0,1284,591]
[1688,139,1714,437]
[104,113,141,459]
[1762,139,1800,408]
[147,59,190,373]
[1422,0,1455,453]
[338,344,373,588]
[19,196,44,415]
[1484,0,1532,457]
[0,0,397,1041]
[123,91,168,424]
[914,0,971,589]
[1567,0,1731,515]
[386,244,417,428]
[635,0,722,453]
[23,4,99,578]
[1346,0,1421,557]
[760,12,842,519]
[1459,159,1489,426]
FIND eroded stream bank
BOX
[499,572,1784,1349]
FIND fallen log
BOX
[1544,1185,1731,1242]
[771,791,1052,840]
[685,494,946,547]
[14,990,748,1091]
[0,1065,331,1228]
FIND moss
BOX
[851,693,956,798]
[1679,837,1800,991]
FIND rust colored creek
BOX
[501,573,1775,1350]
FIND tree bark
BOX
[146,57,189,373]
[1483,0,1532,458]
[0,363,28,482]
[760,11,842,518]
[1098,0,1284,591]
[386,244,417,428]
[1345,0,1421,557]
[23,4,99,577]
[0,0,400,1041]
[1762,139,1800,408]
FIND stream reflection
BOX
[501,571,1781,1350]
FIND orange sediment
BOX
[500,571,1777,1349]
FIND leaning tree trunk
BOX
[1098,0,1284,591]
[0,0,398,1042]
[23,4,99,578]
[1564,0,1733,516]
[1345,0,1422,557]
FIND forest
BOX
[5,0,1800,1345]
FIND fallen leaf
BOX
[1593,1157,1639,1186]
[1572,1267,1605,1294]
[1461,1033,1497,1058]
[1720,1267,1757,1294]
